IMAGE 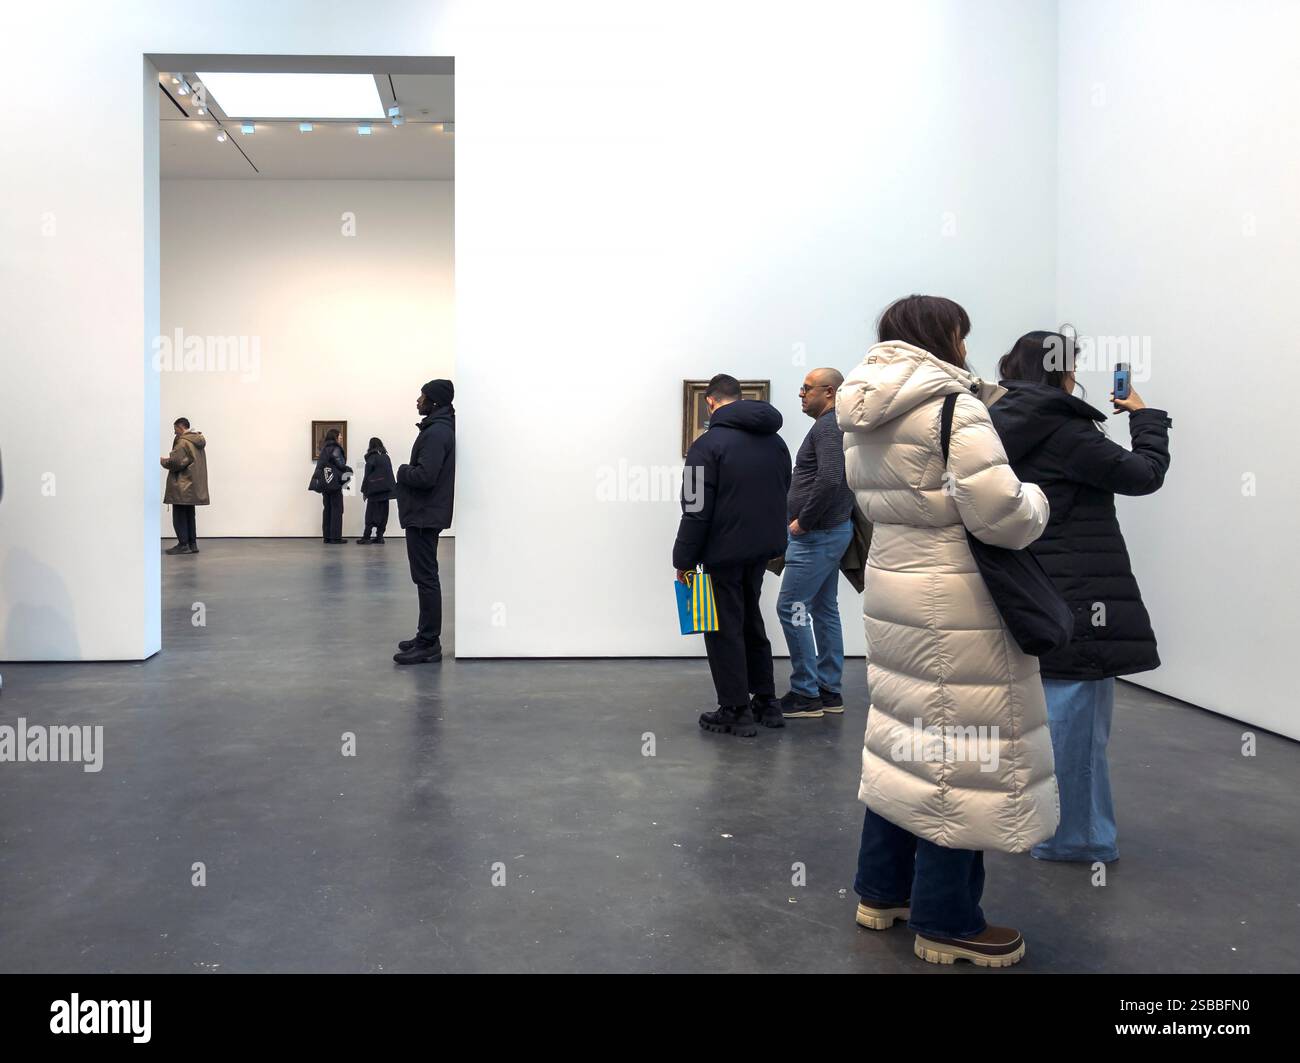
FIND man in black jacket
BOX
[393,379,456,665]
[673,374,791,736]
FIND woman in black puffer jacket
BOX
[357,437,397,544]
[990,331,1172,864]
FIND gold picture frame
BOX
[682,379,771,457]
[311,420,347,461]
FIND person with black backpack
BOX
[990,331,1172,864]
[309,428,351,544]
[356,437,397,544]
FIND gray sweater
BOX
[788,410,855,529]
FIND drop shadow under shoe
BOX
[699,705,758,738]
[818,687,844,713]
[393,639,443,665]
[164,543,191,555]
[855,896,911,930]
[751,695,785,729]
[914,925,1025,968]
[780,690,824,718]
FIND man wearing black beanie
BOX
[393,378,456,664]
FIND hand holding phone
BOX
[1113,362,1131,402]
[1110,364,1146,413]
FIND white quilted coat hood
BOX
[837,341,1058,853]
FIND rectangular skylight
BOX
[195,72,386,120]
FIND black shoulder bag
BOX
[940,393,1073,657]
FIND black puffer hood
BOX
[707,398,783,435]
[991,380,1104,463]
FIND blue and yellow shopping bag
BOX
[675,567,719,635]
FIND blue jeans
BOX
[854,806,986,939]
[1032,678,1118,862]
[777,520,853,696]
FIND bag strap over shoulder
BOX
[940,392,958,463]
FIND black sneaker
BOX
[164,543,191,555]
[394,639,442,665]
[751,695,785,729]
[818,687,844,713]
[372,536,385,544]
[188,542,199,554]
[396,635,423,652]
[780,690,824,718]
[698,705,757,738]
[355,536,372,544]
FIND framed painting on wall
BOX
[681,379,770,457]
[311,420,347,461]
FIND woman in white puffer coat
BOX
[836,295,1058,968]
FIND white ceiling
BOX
[159,69,453,179]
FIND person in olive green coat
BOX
[160,417,209,555]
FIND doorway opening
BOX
[147,54,456,657]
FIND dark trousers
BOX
[406,526,443,643]
[853,805,987,939]
[701,560,775,708]
[322,492,343,541]
[172,504,197,546]
[363,498,390,538]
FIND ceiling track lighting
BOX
[387,104,401,118]
[215,129,227,143]
[177,78,190,97]
[391,115,404,127]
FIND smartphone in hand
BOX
[1113,362,1131,402]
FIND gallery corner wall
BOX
[1056,0,1300,738]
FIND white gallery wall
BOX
[1057,0,1300,738]
[452,0,1059,659]
[159,179,454,538]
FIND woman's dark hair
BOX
[876,295,970,368]
[368,437,385,453]
[324,428,339,443]
[174,417,190,429]
[998,330,1076,389]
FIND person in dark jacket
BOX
[673,374,791,736]
[356,437,397,544]
[990,330,1172,863]
[393,379,456,665]
[777,367,857,719]
[313,428,350,544]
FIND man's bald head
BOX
[800,367,844,418]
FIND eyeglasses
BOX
[798,384,832,395]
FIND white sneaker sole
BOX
[855,901,910,930]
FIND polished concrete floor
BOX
[1,538,1297,973]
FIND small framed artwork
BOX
[681,379,770,456]
[311,420,347,460]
